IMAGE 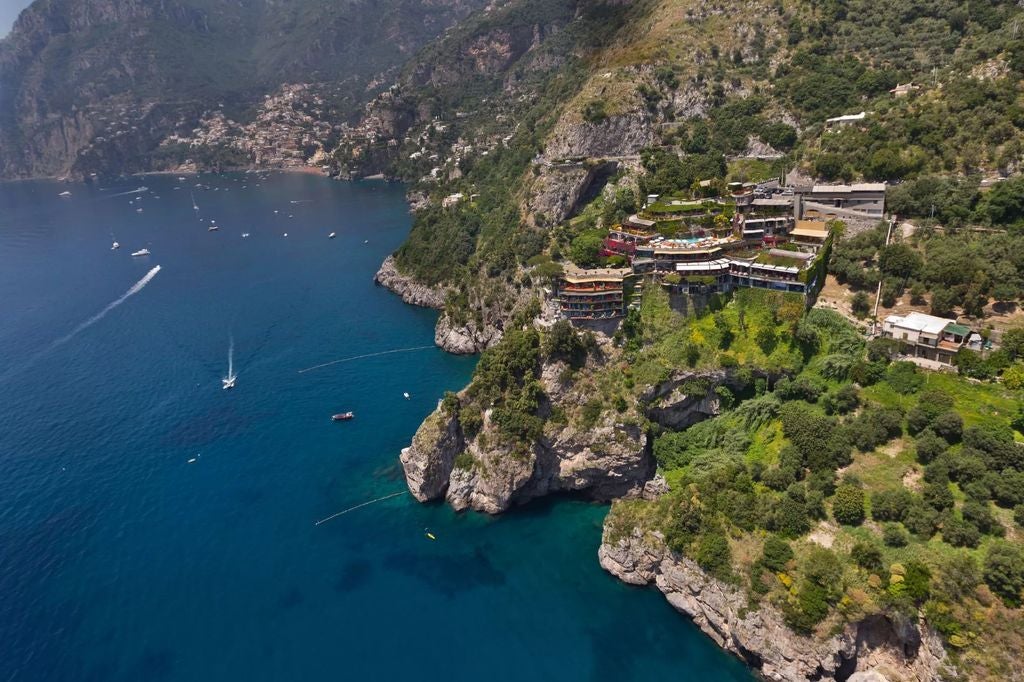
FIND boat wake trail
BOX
[51,266,162,349]
[297,345,434,374]
[0,266,162,385]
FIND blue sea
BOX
[0,173,752,681]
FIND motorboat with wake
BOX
[222,337,237,390]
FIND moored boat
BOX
[131,248,150,257]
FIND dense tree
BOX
[923,481,955,511]
[695,531,733,581]
[851,291,871,318]
[760,535,794,573]
[883,523,911,547]
[984,542,1024,607]
[850,541,883,572]
[915,431,948,464]
[878,243,922,279]
[872,489,912,522]
[942,516,981,548]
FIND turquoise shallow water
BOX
[0,173,752,681]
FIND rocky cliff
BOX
[399,352,753,512]
[401,348,657,512]
[374,255,448,309]
[599,528,950,682]
[374,255,505,354]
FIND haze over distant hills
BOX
[0,0,30,37]
[0,0,488,178]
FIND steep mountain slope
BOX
[0,0,487,177]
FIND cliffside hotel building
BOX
[555,266,632,321]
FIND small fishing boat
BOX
[208,225,219,231]
[328,232,336,239]
[403,392,410,399]
[332,412,354,421]
[111,241,120,250]
[131,248,150,257]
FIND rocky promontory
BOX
[373,255,448,309]
[599,527,950,682]
[398,339,758,513]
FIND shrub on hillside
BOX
[833,484,866,525]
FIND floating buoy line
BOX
[297,345,435,374]
[314,490,407,526]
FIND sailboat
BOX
[222,337,237,390]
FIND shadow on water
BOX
[384,545,506,598]
[333,559,373,594]
[275,587,305,611]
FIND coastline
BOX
[0,163,332,185]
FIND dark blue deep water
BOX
[0,173,752,681]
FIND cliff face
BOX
[373,255,505,354]
[599,528,950,682]
[374,255,448,309]
[400,350,658,512]
[401,398,653,514]
[399,354,751,512]
[0,0,488,178]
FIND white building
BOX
[881,312,971,365]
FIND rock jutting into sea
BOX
[598,527,950,682]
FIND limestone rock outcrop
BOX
[599,528,950,682]
[373,255,448,309]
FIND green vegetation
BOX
[830,221,1024,317]
[606,294,1024,669]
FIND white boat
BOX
[242,232,250,238]
[208,225,219,232]
[222,337,237,390]
[403,392,410,399]
[131,248,150,257]
[328,232,336,239]
[191,191,199,211]
[283,233,288,237]
[136,208,143,213]
[111,241,120,250]
[58,190,72,197]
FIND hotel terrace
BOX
[554,266,633,321]
[555,186,846,324]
